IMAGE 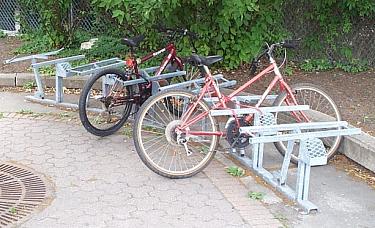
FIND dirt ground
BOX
[224,64,375,135]
[0,36,32,73]
[1,36,374,134]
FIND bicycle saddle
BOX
[122,35,145,47]
[188,54,223,66]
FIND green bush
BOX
[90,0,286,69]
[300,58,368,73]
[16,0,375,69]
[0,30,6,38]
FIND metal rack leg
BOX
[56,76,63,103]
[31,60,45,99]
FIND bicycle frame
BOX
[111,41,184,106]
[178,57,309,137]
[130,42,183,77]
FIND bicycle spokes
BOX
[135,91,218,177]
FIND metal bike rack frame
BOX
[5,50,237,110]
[211,104,361,213]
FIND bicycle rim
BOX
[81,71,133,135]
[134,90,218,178]
[273,83,342,162]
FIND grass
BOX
[59,112,71,118]
[9,207,17,214]
[226,166,245,177]
[247,191,266,200]
[22,81,36,90]
[123,125,132,138]
[17,109,34,115]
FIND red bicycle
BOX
[79,26,200,136]
[133,40,342,178]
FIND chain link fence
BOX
[0,0,100,32]
[1,0,374,66]
[283,1,375,66]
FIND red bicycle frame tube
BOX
[178,61,309,136]
[131,43,182,77]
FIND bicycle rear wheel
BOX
[133,90,218,179]
[273,83,342,163]
[79,68,134,137]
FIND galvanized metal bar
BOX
[159,74,222,91]
[204,95,278,103]
[303,164,311,200]
[55,76,63,103]
[240,121,349,134]
[121,70,187,87]
[31,58,45,99]
[210,105,309,116]
[235,95,278,102]
[296,159,307,201]
[231,153,300,202]
[143,66,160,74]
[4,48,63,64]
[5,54,48,64]
[216,80,237,88]
[248,128,361,144]
[31,55,85,68]
[76,62,124,76]
[279,139,295,185]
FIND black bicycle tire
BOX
[79,68,134,137]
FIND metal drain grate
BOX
[0,163,52,227]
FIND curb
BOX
[0,73,89,88]
[1,72,375,172]
[340,131,375,172]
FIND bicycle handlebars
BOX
[153,24,199,53]
[153,24,198,39]
[249,39,300,74]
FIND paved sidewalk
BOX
[0,113,281,228]
[1,91,375,228]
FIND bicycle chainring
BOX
[226,118,250,149]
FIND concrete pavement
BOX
[0,112,281,227]
[1,91,375,227]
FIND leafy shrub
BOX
[15,0,374,69]
[335,59,368,73]
[91,0,285,69]
[0,30,6,38]
[300,59,333,72]
[300,58,368,73]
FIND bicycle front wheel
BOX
[273,83,342,163]
[133,90,219,179]
[79,68,134,137]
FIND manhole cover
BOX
[0,163,53,227]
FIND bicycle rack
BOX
[210,105,361,213]
[4,48,65,99]
[159,74,237,92]
[5,50,237,110]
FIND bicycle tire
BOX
[273,83,342,163]
[79,68,134,137]
[133,89,219,179]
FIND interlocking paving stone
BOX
[0,114,281,227]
